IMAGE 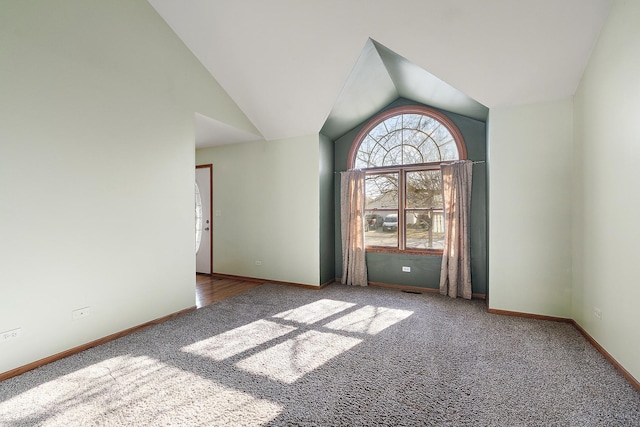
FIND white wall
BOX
[573,0,640,381]
[196,136,320,286]
[0,1,255,374]
[488,99,574,317]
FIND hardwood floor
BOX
[196,274,264,308]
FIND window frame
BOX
[348,105,467,256]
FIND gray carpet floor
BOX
[0,283,639,426]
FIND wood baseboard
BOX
[209,272,265,284]
[487,308,573,323]
[571,320,640,392]
[368,281,486,300]
[488,308,640,392]
[320,278,337,288]
[369,281,439,294]
[1,277,329,381]
[210,273,330,290]
[0,306,196,383]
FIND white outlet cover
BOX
[1,328,22,342]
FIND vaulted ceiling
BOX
[148,0,612,146]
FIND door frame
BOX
[196,164,213,274]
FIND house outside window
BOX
[348,105,467,255]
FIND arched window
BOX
[348,105,466,254]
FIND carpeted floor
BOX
[1,283,639,426]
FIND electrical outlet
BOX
[72,307,91,320]
[402,266,411,273]
[255,260,262,266]
[594,308,602,320]
[1,328,22,342]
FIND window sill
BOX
[365,247,443,256]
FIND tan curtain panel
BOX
[340,170,368,286]
[439,160,473,299]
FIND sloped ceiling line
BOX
[149,0,612,146]
[321,38,489,141]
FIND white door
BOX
[196,165,212,274]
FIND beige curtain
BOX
[439,160,473,299]
[340,170,368,286]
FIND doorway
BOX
[196,164,212,274]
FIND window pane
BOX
[406,170,442,209]
[369,122,388,140]
[383,115,402,133]
[418,139,442,163]
[383,144,403,166]
[365,211,398,247]
[417,116,439,135]
[368,139,388,167]
[406,170,444,249]
[403,114,421,129]
[377,131,402,166]
[365,173,398,209]
[405,210,445,249]
[365,173,398,248]
[402,140,424,164]
[355,136,377,169]
[438,140,459,160]
[405,128,427,151]
[431,124,453,144]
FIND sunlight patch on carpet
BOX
[235,330,362,384]
[272,299,356,324]
[0,355,283,425]
[181,319,296,361]
[324,305,414,335]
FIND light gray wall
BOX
[0,0,254,374]
[196,135,320,286]
[572,0,640,382]
[488,100,573,317]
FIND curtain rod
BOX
[335,160,486,173]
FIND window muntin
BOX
[351,106,465,254]
[354,113,460,169]
[363,166,444,252]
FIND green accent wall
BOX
[319,133,335,285]
[333,98,487,295]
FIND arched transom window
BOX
[348,105,466,254]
